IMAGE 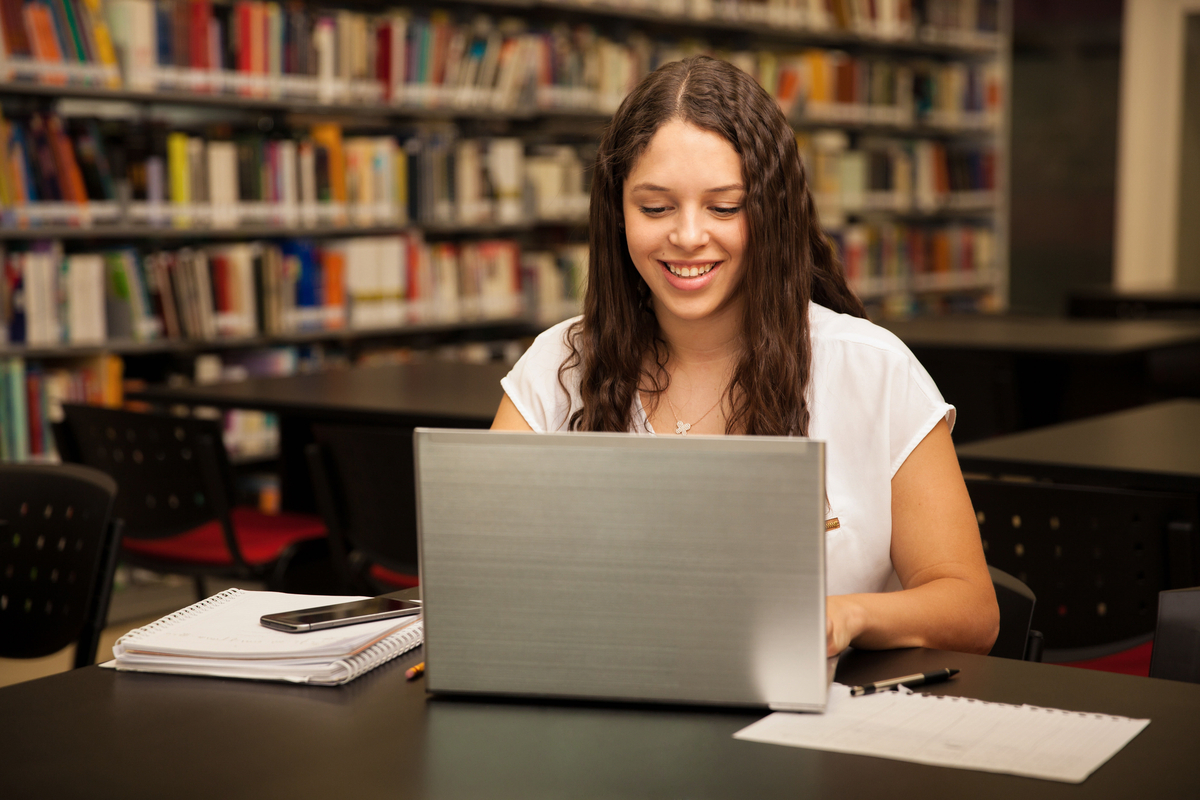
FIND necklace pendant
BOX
[675,420,691,435]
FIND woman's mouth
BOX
[662,261,719,278]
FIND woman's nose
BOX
[668,208,710,250]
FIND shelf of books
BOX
[0,0,1009,462]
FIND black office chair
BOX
[1149,586,1200,683]
[306,423,420,594]
[55,403,328,601]
[0,463,122,668]
[967,476,1199,670]
[988,565,1042,661]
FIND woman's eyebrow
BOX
[629,183,745,193]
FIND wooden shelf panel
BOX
[0,79,997,138]
[0,219,589,241]
[446,0,1004,56]
[0,317,544,360]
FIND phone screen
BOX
[261,597,422,632]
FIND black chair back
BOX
[306,424,418,592]
[55,404,243,566]
[1150,586,1200,683]
[988,565,1041,661]
[0,463,121,667]
[967,476,1199,660]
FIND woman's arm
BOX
[826,418,999,656]
[491,393,535,431]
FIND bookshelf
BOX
[0,0,1010,462]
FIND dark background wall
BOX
[1007,0,1124,315]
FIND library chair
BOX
[966,476,1199,675]
[1149,586,1200,683]
[54,403,328,601]
[987,566,1042,661]
[305,423,420,595]
[0,463,122,668]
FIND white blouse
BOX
[500,303,955,596]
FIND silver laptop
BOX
[414,428,828,711]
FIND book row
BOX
[0,113,591,230]
[0,218,991,354]
[797,131,997,226]
[0,234,518,346]
[0,0,1003,95]
[0,0,122,87]
[754,50,1000,129]
[0,235,592,348]
[830,219,996,292]
[1,1,1003,125]
[0,352,121,461]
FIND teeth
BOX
[666,262,715,278]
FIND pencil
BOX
[405,661,426,680]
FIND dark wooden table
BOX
[129,360,510,426]
[128,361,510,511]
[956,399,1200,494]
[884,316,1200,355]
[881,316,1200,442]
[3,643,1198,799]
[1069,287,1200,321]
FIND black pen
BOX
[849,668,959,696]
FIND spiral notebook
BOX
[733,682,1150,783]
[108,588,423,686]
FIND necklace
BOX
[664,389,724,435]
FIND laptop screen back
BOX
[415,429,827,711]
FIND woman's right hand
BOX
[826,595,865,657]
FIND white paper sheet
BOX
[734,683,1150,783]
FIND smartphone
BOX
[260,596,422,633]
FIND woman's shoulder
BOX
[808,302,913,360]
[523,315,583,367]
[807,301,954,445]
[501,315,583,433]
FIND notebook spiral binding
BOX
[329,619,424,684]
[115,588,245,645]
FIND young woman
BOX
[492,56,999,657]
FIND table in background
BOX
[1069,287,1200,321]
[882,316,1200,442]
[956,399,1200,493]
[3,643,1199,799]
[957,400,1200,659]
[129,360,510,511]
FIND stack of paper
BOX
[110,589,423,686]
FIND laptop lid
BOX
[414,429,827,711]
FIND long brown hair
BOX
[561,55,866,435]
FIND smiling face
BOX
[622,119,748,330]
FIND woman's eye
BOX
[639,206,668,216]
[711,206,740,216]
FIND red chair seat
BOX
[122,507,326,567]
[368,563,419,589]
[1058,641,1154,677]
